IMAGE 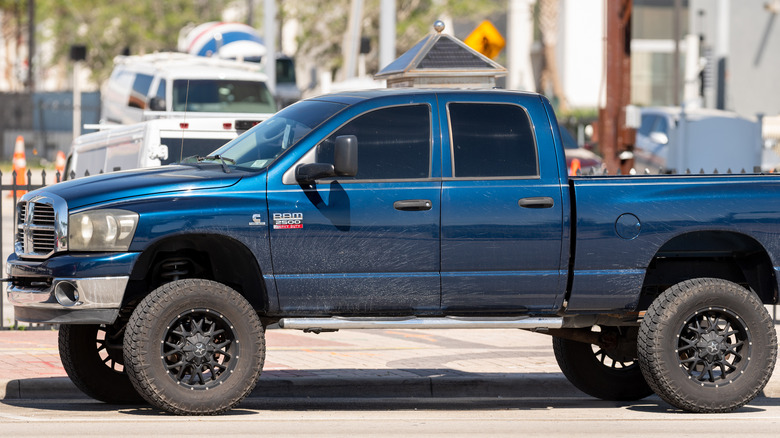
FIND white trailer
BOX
[66,115,269,179]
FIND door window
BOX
[316,104,431,180]
[448,103,538,178]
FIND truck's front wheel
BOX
[59,324,144,404]
[638,278,777,412]
[123,279,265,415]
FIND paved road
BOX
[1,396,780,437]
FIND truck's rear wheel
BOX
[553,327,653,401]
[638,278,777,413]
[59,324,144,404]
[123,279,265,415]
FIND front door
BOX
[267,100,442,314]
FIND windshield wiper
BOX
[204,155,236,173]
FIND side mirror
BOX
[149,97,166,111]
[295,163,336,184]
[334,135,358,177]
[649,131,669,145]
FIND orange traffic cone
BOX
[55,150,66,181]
[11,135,27,197]
[569,158,582,176]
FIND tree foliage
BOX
[292,0,503,77]
[35,0,229,82]
[3,0,504,85]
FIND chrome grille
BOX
[16,203,26,244]
[15,194,67,259]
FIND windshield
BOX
[208,100,347,170]
[161,137,232,165]
[172,79,277,113]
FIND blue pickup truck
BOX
[7,89,778,415]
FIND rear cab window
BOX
[447,102,538,178]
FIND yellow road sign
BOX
[464,20,506,59]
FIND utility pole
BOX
[507,0,536,91]
[599,0,634,174]
[379,0,396,70]
[264,0,276,94]
[247,0,255,27]
[27,0,35,91]
[673,0,682,106]
[343,0,364,80]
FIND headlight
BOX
[68,209,139,251]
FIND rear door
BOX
[438,94,567,314]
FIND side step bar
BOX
[277,316,563,331]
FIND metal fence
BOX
[1,169,61,329]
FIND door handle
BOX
[394,199,433,211]
[518,197,555,209]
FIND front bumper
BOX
[6,252,139,324]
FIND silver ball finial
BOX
[433,20,445,33]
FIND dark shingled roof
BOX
[375,30,505,79]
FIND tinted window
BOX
[154,79,166,102]
[172,79,276,113]
[317,105,431,180]
[449,103,538,178]
[129,74,154,109]
[639,115,659,136]
[276,58,296,84]
[162,137,232,165]
[153,79,168,111]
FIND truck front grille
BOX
[15,195,67,259]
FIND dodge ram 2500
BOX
[7,89,778,415]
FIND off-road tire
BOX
[123,279,265,415]
[553,332,653,401]
[638,278,777,413]
[59,324,145,404]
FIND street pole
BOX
[343,0,364,80]
[379,0,396,70]
[507,0,536,91]
[73,60,81,138]
[673,0,682,106]
[600,0,633,174]
[27,0,35,91]
[264,0,276,94]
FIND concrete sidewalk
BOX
[2,326,780,403]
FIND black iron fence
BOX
[1,169,61,329]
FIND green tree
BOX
[37,0,229,82]
[292,0,503,78]
[26,0,503,86]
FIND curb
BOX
[3,373,780,402]
[0,374,584,401]
[250,373,582,399]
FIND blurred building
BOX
[693,0,780,116]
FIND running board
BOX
[277,316,563,331]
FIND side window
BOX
[316,104,430,180]
[448,103,538,178]
[154,80,166,103]
[129,73,154,109]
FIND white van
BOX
[100,52,276,125]
[65,116,268,179]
